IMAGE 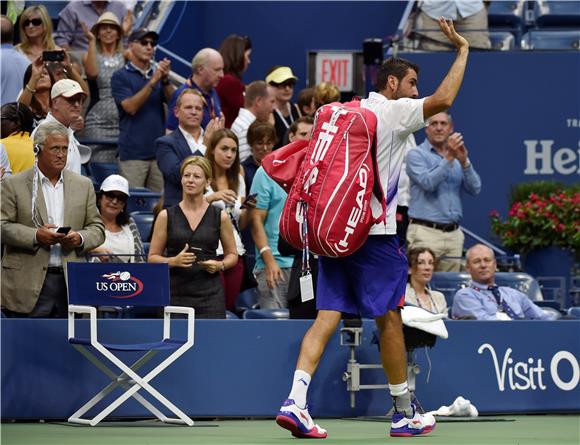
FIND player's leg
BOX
[276,310,340,438]
[376,310,436,437]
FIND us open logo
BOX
[95,271,144,299]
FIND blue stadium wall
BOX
[159,2,579,248]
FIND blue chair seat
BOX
[69,337,187,351]
[243,308,289,319]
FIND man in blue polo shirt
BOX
[111,28,175,192]
[165,47,224,132]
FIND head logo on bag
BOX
[263,101,387,257]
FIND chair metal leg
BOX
[69,344,193,426]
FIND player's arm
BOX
[423,18,469,120]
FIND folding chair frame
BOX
[67,305,195,426]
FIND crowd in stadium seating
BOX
[0,2,568,321]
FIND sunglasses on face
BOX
[139,39,157,48]
[103,191,128,203]
[274,80,295,89]
[23,18,43,27]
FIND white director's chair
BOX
[66,262,194,426]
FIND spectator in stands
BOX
[111,28,175,192]
[288,116,314,142]
[405,247,448,316]
[156,89,223,208]
[266,66,301,149]
[313,81,340,109]
[91,174,145,263]
[0,102,35,174]
[148,156,238,318]
[166,48,224,131]
[55,1,131,51]
[216,34,252,128]
[205,129,256,311]
[31,79,91,175]
[242,121,277,192]
[79,12,126,163]
[19,61,52,124]
[297,87,316,118]
[1,15,30,105]
[250,163,294,309]
[231,80,276,162]
[452,244,550,320]
[406,111,481,271]
[15,5,60,62]
[0,120,104,317]
[415,1,491,51]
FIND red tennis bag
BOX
[268,101,386,257]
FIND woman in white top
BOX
[91,175,145,262]
[405,247,448,316]
[205,129,256,311]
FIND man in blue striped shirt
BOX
[406,111,481,271]
[452,244,550,320]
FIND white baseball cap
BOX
[100,174,130,196]
[51,79,86,100]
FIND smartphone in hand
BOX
[56,226,71,234]
[42,50,65,62]
[241,193,258,209]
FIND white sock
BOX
[389,382,412,416]
[288,370,311,408]
[389,382,409,397]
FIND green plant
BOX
[490,182,580,253]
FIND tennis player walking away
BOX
[276,17,469,439]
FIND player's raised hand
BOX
[438,17,469,50]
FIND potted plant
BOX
[489,181,579,294]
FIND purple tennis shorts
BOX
[316,235,407,318]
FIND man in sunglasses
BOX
[31,79,91,175]
[111,28,175,193]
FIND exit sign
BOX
[315,52,354,92]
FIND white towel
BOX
[427,396,479,417]
[401,306,449,339]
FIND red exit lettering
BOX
[321,59,350,88]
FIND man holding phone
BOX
[1,121,104,318]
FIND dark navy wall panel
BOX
[2,319,579,419]
[404,52,580,241]
[160,1,405,89]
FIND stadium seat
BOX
[522,30,580,50]
[489,31,516,50]
[235,288,259,314]
[226,310,239,319]
[494,272,543,301]
[487,0,526,27]
[142,242,151,257]
[533,1,580,27]
[429,272,471,308]
[89,162,120,187]
[242,308,290,319]
[130,211,155,242]
[567,307,580,319]
[128,188,162,213]
[66,262,194,426]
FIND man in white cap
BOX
[32,79,91,174]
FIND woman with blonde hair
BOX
[149,156,238,318]
[16,5,60,62]
[79,12,127,162]
[205,129,256,311]
[314,81,340,109]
